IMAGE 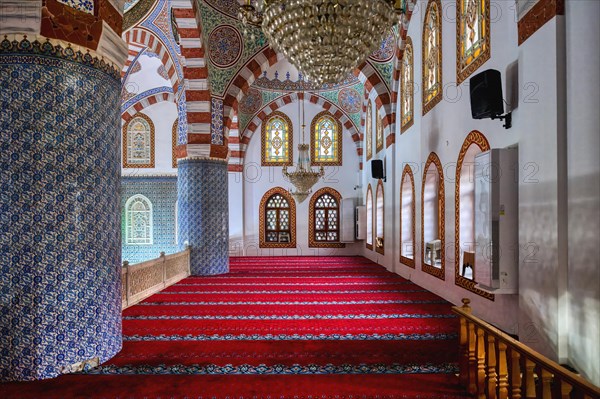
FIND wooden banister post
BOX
[487,334,498,399]
[541,369,553,399]
[468,321,477,395]
[477,327,486,399]
[560,380,573,399]
[525,359,537,399]
[160,251,166,286]
[510,350,522,399]
[497,341,509,399]
[459,313,469,388]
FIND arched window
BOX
[366,184,373,250]
[311,111,342,166]
[309,188,344,248]
[366,101,373,161]
[401,37,414,133]
[375,111,384,154]
[400,165,415,267]
[262,112,293,166]
[259,187,296,248]
[454,131,494,300]
[422,0,443,115]
[125,195,153,245]
[421,152,445,280]
[375,179,385,255]
[457,0,490,84]
[123,113,155,168]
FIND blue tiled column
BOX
[0,46,122,381]
[177,158,229,275]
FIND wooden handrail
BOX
[121,247,191,310]
[453,299,600,399]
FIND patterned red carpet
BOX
[1,256,470,398]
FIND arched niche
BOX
[454,130,494,300]
[375,179,385,254]
[366,184,373,250]
[421,152,445,280]
[400,165,416,267]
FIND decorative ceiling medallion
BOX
[369,31,396,63]
[239,88,263,115]
[208,25,243,69]
[337,88,362,114]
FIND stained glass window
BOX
[125,195,153,245]
[422,0,443,115]
[124,114,154,168]
[366,101,373,161]
[457,0,490,83]
[311,112,342,165]
[262,112,292,166]
[376,111,383,154]
[366,184,373,248]
[401,37,414,132]
[265,194,291,243]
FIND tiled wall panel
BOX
[121,176,179,264]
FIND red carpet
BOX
[1,256,470,398]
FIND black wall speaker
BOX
[470,69,504,119]
[371,159,385,180]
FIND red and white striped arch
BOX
[124,27,182,95]
[121,91,176,122]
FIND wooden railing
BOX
[453,299,600,399]
[121,247,191,309]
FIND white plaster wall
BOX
[565,0,600,385]
[364,0,524,333]
[231,100,363,256]
[121,100,179,176]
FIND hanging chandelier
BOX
[282,98,324,203]
[239,0,406,84]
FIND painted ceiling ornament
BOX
[369,30,397,63]
[208,25,244,69]
[337,87,362,114]
[239,88,263,115]
[239,0,407,84]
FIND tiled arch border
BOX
[399,164,416,268]
[421,151,445,280]
[454,130,494,300]
[308,187,345,249]
[259,187,297,249]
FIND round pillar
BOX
[177,158,229,275]
[0,37,123,381]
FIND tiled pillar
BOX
[0,38,124,381]
[177,158,229,275]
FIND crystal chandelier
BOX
[239,0,406,84]
[282,98,324,203]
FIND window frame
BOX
[400,165,416,267]
[308,187,345,248]
[261,111,293,167]
[375,179,385,255]
[259,187,296,248]
[422,0,443,116]
[125,194,154,245]
[123,113,155,168]
[366,184,374,250]
[454,130,494,300]
[456,0,491,84]
[366,101,373,161]
[421,152,445,280]
[400,36,414,133]
[310,111,343,166]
